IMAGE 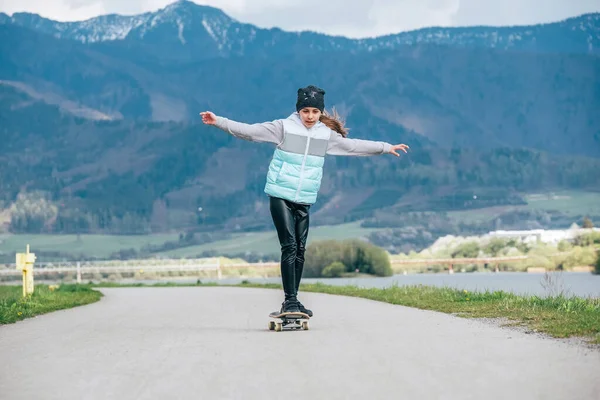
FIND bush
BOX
[305,239,392,277]
[563,246,597,268]
[359,243,393,277]
[557,240,572,252]
[527,243,557,257]
[56,284,93,293]
[522,254,553,271]
[574,232,600,247]
[483,238,507,257]
[503,247,524,257]
[595,252,600,275]
[506,239,530,253]
[322,262,346,278]
[451,241,480,258]
[304,240,346,277]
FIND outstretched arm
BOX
[200,111,284,145]
[326,131,409,157]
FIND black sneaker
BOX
[297,300,313,317]
[280,299,301,313]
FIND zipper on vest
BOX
[294,128,312,202]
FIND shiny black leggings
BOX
[269,196,310,300]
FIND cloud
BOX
[1,0,599,38]
[451,0,600,26]
[222,0,461,38]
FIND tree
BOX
[451,241,480,258]
[322,262,346,278]
[583,217,594,229]
[484,238,507,257]
[305,239,392,277]
[9,191,58,233]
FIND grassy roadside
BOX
[0,284,103,324]
[286,282,600,344]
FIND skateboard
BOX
[268,311,310,332]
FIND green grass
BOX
[0,221,382,261]
[448,190,600,224]
[448,206,517,224]
[0,233,180,259]
[2,190,598,261]
[0,284,103,324]
[307,221,382,240]
[158,221,383,258]
[240,282,600,344]
[159,231,279,257]
[523,190,600,217]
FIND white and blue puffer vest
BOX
[264,113,331,205]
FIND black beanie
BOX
[296,85,325,112]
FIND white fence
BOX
[0,255,536,283]
[0,258,281,282]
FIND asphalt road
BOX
[1,287,598,399]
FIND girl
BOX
[200,85,409,317]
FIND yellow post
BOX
[15,244,36,297]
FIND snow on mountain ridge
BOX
[2,0,233,44]
[95,1,235,47]
[2,1,598,53]
[73,14,151,42]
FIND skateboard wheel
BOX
[301,321,309,330]
[268,321,275,331]
[275,322,283,332]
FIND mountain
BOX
[1,0,599,67]
[2,22,598,154]
[3,84,599,236]
[1,1,599,239]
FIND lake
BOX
[214,271,600,298]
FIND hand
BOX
[200,111,217,125]
[389,144,409,157]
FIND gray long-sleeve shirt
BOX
[213,115,393,156]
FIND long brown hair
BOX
[319,107,349,137]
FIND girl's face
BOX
[299,107,322,128]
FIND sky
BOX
[1,0,599,38]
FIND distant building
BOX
[486,226,600,245]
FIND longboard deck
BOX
[268,311,310,331]
[269,311,310,320]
